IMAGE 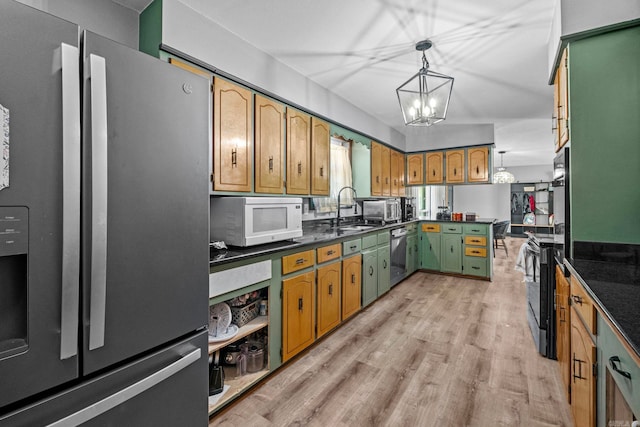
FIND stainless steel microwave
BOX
[363,199,401,224]
[210,197,303,246]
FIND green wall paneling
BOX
[569,26,640,244]
[139,0,162,57]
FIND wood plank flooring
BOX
[211,237,574,426]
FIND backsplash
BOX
[573,241,640,266]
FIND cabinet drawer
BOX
[463,224,487,235]
[463,256,487,277]
[361,234,378,250]
[598,315,640,414]
[464,247,487,257]
[570,275,597,335]
[377,231,390,245]
[282,250,315,275]
[316,243,341,264]
[442,224,462,234]
[464,236,487,246]
[342,238,361,256]
[421,223,440,233]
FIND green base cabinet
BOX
[420,232,441,270]
[463,255,487,277]
[441,234,463,274]
[406,234,418,275]
[377,245,391,295]
[362,249,378,307]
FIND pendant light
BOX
[493,151,516,183]
[396,40,454,126]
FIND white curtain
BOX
[313,140,353,213]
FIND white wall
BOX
[18,0,139,49]
[161,0,405,150]
[453,184,511,223]
[506,164,554,183]
[548,0,640,77]
[405,124,494,152]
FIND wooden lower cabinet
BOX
[556,266,571,402]
[570,306,596,427]
[342,255,362,320]
[282,271,315,362]
[316,262,341,338]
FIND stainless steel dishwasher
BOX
[390,227,408,286]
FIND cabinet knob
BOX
[320,166,324,177]
[328,283,333,296]
[231,148,237,167]
[369,266,374,276]
[298,297,303,311]
[351,273,356,284]
[268,156,273,172]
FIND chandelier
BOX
[493,151,516,183]
[396,40,454,126]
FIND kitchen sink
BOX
[338,225,375,232]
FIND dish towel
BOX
[515,242,538,282]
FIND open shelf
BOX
[208,316,268,355]
[208,367,269,415]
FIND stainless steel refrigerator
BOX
[0,1,209,425]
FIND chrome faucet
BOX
[337,186,357,227]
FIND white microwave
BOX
[210,197,303,247]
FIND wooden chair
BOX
[493,220,510,257]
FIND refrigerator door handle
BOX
[60,43,81,360]
[46,348,202,427]
[88,53,108,351]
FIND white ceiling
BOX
[117,0,558,168]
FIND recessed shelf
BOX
[208,316,268,355]
[207,367,269,415]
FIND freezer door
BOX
[0,331,208,427]
[81,31,209,374]
[0,1,80,408]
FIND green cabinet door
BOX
[441,234,462,274]
[420,232,441,271]
[362,249,378,307]
[377,245,391,295]
[406,234,417,274]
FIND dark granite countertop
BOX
[210,219,418,266]
[417,217,496,224]
[564,258,640,358]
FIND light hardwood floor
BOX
[211,237,574,426]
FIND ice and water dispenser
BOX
[0,206,28,357]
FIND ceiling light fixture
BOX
[396,40,454,126]
[493,151,516,183]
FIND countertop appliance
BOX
[363,199,401,224]
[210,197,303,247]
[400,197,415,221]
[390,227,408,287]
[552,147,570,269]
[0,2,209,424]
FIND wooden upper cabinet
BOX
[426,151,443,184]
[371,141,382,196]
[213,77,252,192]
[254,94,284,194]
[311,117,330,196]
[398,153,406,196]
[390,150,400,196]
[467,147,489,183]
[381,145,391,196]
[407,153,424,185]
[445,149,464,183]
[556,48,569,152]
[168,57,211,78]
[286,108,311,195]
